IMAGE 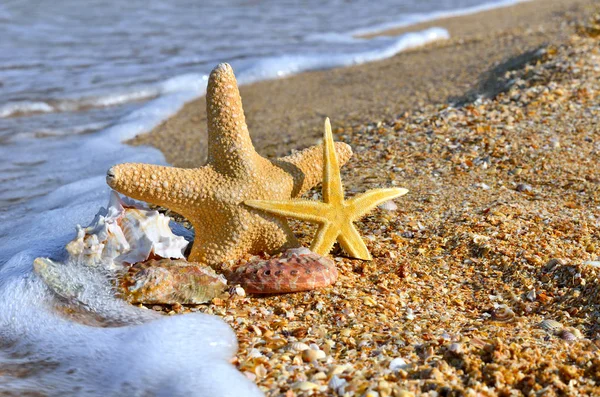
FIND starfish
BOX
[106,63,352,266]
[245,118,408,260]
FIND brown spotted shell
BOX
[120,258,227,304]
[226,248,338,294]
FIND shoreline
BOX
[130,0,597,168]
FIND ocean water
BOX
[0,0,528,395]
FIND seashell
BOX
[247,348,263,359]
[491,304,515,322]
[293,381,320,391]
[226,248,338,294]
[327,364,349,378]
[378,201,398,211]
[539,319,563,333]
[234,286,246,297]
[302,348,326,362]
[472,234,490,245]
[35,192,197,304]
[559,329,577,341]
[64,192,130,270]
[544,258,564,271]
[516,183,532,193]
[560,327,583,341]
[64,191,188,271]
[116,207,188,266]
[286,342,310,352]
[33,257,92,301]
[120,258,227,304]
[328,376,348,395]
[389,357,409,371]
[253,364,267,378]
[448,342,463,355]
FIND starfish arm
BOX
[206,63,259,175]
[347,188,409,220]
[106,163,210,215]
[310,222,341,256]
[338,222,372,260]
[322,118,344,205]
[245,199,328,224]
[275,141,352,198]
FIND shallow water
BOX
[0,0,528,395]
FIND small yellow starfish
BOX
[246,118,408,260]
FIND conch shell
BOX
[63,191,188,270]
[34,191,192,304]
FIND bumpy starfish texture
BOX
[107,63,352,266]
[246,118,408,260]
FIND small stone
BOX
[329,376,348,395]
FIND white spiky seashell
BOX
[64,191,188,270]
[116,208,188,266]
[65,192,129,269]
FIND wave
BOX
[348,0,532,37]
[235,27,448,84]
[1,27,446,120]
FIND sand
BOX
[126,0,600,395]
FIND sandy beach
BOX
[129,0,600,395]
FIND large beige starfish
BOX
[246,118,408,260]
[107,63,352,266]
